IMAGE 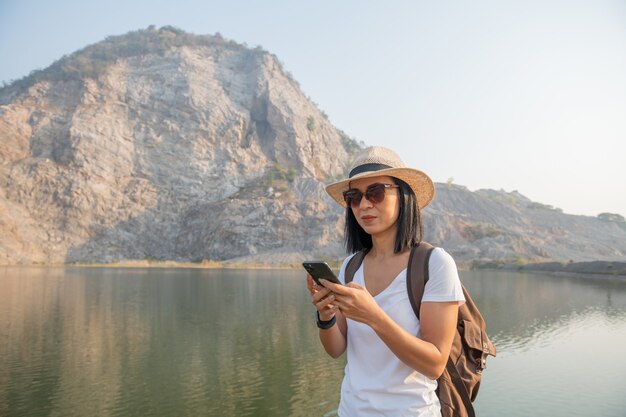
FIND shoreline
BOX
[474,259,626,279]
[3,259,625,279]
[0,260,301,270]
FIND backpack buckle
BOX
[476,352,488,373]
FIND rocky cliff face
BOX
[1,27,625,266]
[425,186,626,265]
[0,28,351,265]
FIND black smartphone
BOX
[302,261,342,286]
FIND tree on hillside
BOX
[598,212,626,222]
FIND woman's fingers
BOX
[310,287,336,319]
[307,276,328,296]
[312,287,333,304]
[317,292,335,308]
[316,294,337,321]
[319,279,363,293]
[319,279,342,292]
[309,277,335,305]
[308,277,341,318]
[306,275,317,294]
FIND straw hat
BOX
[326,146,435,209]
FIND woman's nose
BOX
[359,194,373,209]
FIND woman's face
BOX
[347,175,400,238]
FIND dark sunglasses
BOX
[342,183,399,208]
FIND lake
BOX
[1,266,625,417]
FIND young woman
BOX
[307,146,465,417]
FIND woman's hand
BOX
[307,275,348,358]
[319,279,383,326]
[307,275,338,321]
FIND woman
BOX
[307,146,465,417]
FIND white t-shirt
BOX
[337,248,465,417]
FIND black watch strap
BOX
[315,311,337,329]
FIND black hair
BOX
[344,177,423,254]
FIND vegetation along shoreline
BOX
[474,259,626,279]
[2,259,625,280]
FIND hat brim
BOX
[325,167,435,209]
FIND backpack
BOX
[344,241,496,417]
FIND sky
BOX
[1,0,625,217]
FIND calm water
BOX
[1,267,626,417]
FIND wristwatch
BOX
[315,311,336,329]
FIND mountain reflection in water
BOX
[1,267,625,417]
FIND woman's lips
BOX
[360,215,376,223]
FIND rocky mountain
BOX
[1,27,625,266]
[425,186,626,266]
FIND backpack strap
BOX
[446,358,476,417]
[406,241,435,320]
[344,249,369,284]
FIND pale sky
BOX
[1,0,625,217]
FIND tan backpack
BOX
[344,241,496,417]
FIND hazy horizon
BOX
[1,1,625,218]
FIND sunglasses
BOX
[343,183,399,208]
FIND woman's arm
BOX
[320,279,458,379]
[307,275,347,358]
[371,300,458,379]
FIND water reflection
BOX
[460,270,626,417]
[0,267,155,416]
[0,267,345,417]
[1,267,625,417]
[460,270,626,352]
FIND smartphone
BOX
[302,261,342,286]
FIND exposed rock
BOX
[0,28,350,265]
[1,27,625,266]
[426,185,626,266]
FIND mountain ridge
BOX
[1,27,625,266]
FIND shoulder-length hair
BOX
[344,177,423,254]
